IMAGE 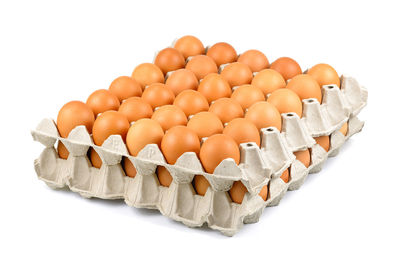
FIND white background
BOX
[1,0,399,263]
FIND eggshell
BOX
[173,90,209,117]
[157,166,173,187]
[89,147,102,169]
[86,89,120,117]
[197,73,231,103]
[193,175,210,196]
[161,126,200,164]
[280,168,290,183]
[231,84,265,111]
[245,101,282,131]
[308,63,341,88]
[267,88,303,117]
[270,57,302,81]
[126,118,164,156]
[154,47,185,74]
[57,141,69,160]
[294,149,311,168]
[131,63,164,89]
[199,134,240,173]
[187,112,223,139]
[340,122,348,136]
[185,55,218,80]
[109,76,142,102]
[92,111,130,146]
[206,42,237,67]
[251,69,286,95]
[122,157,137,178]
[165,69,198,96]
[223,118,261,146]
[174,35,205,59]
[141,83,175,109]
[237,49,269,72]
[220,62,253,87]
[258,184,269,201]
[229,181,247,204]
[286,74,322,103]
[118,97,153,123]
[208,98,244,124]
[314,135,330,152]
[151,105,188,132]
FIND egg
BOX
[92,110,130,146]
[220,62,253,87]
[157,166,173,187]
[118,97,153,123]
[231,84,265,111]
[57,141,70,159]
[122,157,137,178]
[237,49,269,72]
[280,168,290,183]
[251,69,286,95]
[229,181,247,204]
[314,135,330,152]
[126,118,164,156]
[223,118,260,146]
[131,63,164,89]
[197,73,231,103]
[154,47,185,74]
[86,89,120,117]
[173,35,205,59]
[270,57,302,81]
[141,83,175,109]
[340,122,348,136]
[161,126,200,164]
[267,88,303,117]
[185,55,218,80]
[199,134,240,173]
[57,100,95,138]
[109,76,142,102]
[173,90,209,117]
[165,69,198,96]
[208,98,244,124]
[294,149,311,167]
[245,101,282,131]
[151,105,187,131]
[89,148,103,169]
[193,175,210,196]
[307,63,341,88]
[206,42,237,67]
[286,74,322,103]
[187,112,223,139]
[258,184,269,201]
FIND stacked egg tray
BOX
[32,74,367,236]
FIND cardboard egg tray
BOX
[31,75,367,236]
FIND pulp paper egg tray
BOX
[32,75,367,236]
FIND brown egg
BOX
[151,105,187,131]
[270,57,302,81]
[223,118,260,146]
[157,166,173,187]
[174,35,205,59]
[122,157,137,178]
[118,97,153,123]
[197,73,231,103]
[57,101,95,138]
[267,88,303,117]
[258,184,269,201]
[200,134,240,173]
[340,122,348,136]
[126,118,164,156]
[229,181,247,204]
[131,63,164,89]
[57,141,69,159]
[165,69,198,96]
[314,136,330,152]
[92,111,130,146]
[206,42,237,67]
[185,55,218,80]
[294,149,311,168]
[245,101,282,131]
[89,148,102,169]
[231,84,265,110]
[220,62,253,87]
[209,98,244,124]
[193,175,210,196]
[280,168,290,183]
[187,112,223,139]
[286,74,322,103]
[308,63,341,88]
[86,89,120,117]
[109,76,142,102]
[238,49,269,72]
[251,69,286,95]
[154,47,185,74]
[141,83,175,109]
[173,90,209,117]
[161,126,200,164]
